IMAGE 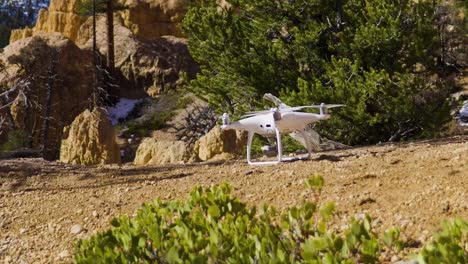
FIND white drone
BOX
[221,103,344,165]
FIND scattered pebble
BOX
[58,250,70,259]
[70,224,83,235]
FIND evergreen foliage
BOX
[182,0,456,145]
[0,129,32,153]
[0,0,49,48]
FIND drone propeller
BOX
[287,104,345,112]
[241,104,344,118]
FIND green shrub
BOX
[74,176,467,263]
[125,111,171,137]
[416,218,468,264]
[75,176,390,263]
[0,129,31,153]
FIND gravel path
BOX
[0,136,467,263]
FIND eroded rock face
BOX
[9,0,198,99]
[10,0,187,44]
[82,16,198,98]
[194,126,246,161]
[121,0,186,40]
[10,0,87,44]
[60,108,120,165]
[0,33,94,158]
[134,137,188,165]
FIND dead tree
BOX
[174,104,217,146]
[0,78,30,130]
[41,50,58,160]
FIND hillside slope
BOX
[0,136,467,263]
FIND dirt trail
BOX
[0,136,467,263]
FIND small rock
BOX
[70,224,83,235]
[391,255,400,262]
[58,250,70,259]
[395,261,417,264]
[92,211,99,218]
[19,228,27,234]
[441,202,450,212]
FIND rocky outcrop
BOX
[10,0,187,44]
[134,137,188,165]
[194,126,246,161]
[121,0,186,40]
[10,0,198,99]
[60,108,120,165]
[10,0,87,44]
[0,33,94,158]
[82,16,198,98]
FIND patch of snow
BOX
[106,98,144,126]
[457,100,468,127]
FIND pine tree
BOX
[79,0,125,71]
[183,0,455,145]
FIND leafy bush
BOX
[74,176,467,263]
[416,218,468,264]
[0,129,31,153]
[75,176,392,263]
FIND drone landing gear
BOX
[246,129,312,165]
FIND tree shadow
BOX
[0,158,228,192]
[19,171,194,193]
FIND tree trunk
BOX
[92,0,98,109]
[42,53,55,161]
[106,0,115,71]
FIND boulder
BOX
[0,33,94,158]
[194,126,246,161]
[134,138,188,165]
[60,108,121,165]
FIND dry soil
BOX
[0,136,467,263]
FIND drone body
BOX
[221,103,343,165]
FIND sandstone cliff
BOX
[10,0,198,99]
[82,16,198,98]
[10,0,186,45]
[121,0,185,40]
[10,0,87,45]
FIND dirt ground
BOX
[0,136,467,263]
